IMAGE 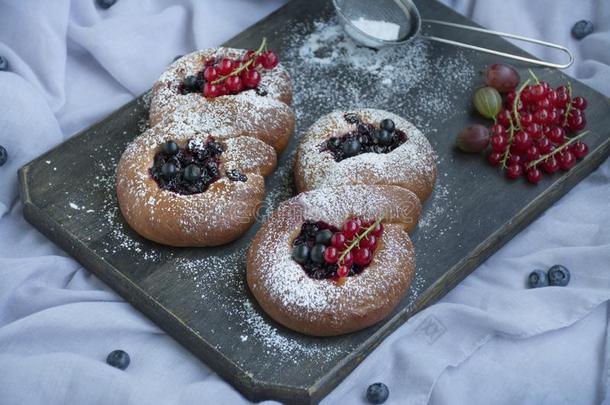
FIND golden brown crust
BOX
[294,109,437,202]
[246,185,420,336]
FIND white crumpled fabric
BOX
[0,0,608,404]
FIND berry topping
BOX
[291,218,384,280]
[203,66,219,82]
[528,269,549,288]
[323,118,408,162]
[217,58,234,75]
[366,382,390,404]
[106,350,130,370]
[261,51,279,69]
[548,264,570,286]
[150,137,223,195]
[241,69,261,89]
[380,118,395,132]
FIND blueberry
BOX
[96,0,117,9]
[376,129,393,146]
[315,229,333,246]
[106,349,130,370]
[548,264,570,286]
[184,164,202,183]
[329,137,342,149]
[0,145,7,166]
[366,382,389,404]
[342,139,361,157]
[183,75,199,92]
[206,162,219,178]
[162,140,179,155]
[173,54,183,62]
[310,244,326,264]
[0,56,8,72]
[208,141,224,156]
[572,20,594,40]
[528,269,549,288]
[161,162,177,179]
[292,244,310,264]
[380,118,395,132]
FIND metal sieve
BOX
[333,0,573,69]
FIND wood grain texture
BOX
[18,0,610,403]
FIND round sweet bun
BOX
[149,47,295,153]
[294,109,437,202]
[116,121,276,247]
[247,185,421,336]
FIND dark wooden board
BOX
[18,0,610,403]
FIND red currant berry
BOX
[572,142,589,159]
[542,156,560,174]
[567,113,586,132]
[537,137,554,154]
[506,91,516,106]
[488,151,502,166]
[359,235,377,250]
[204,57,216,66]
[337,265,350,278]
[520,85,533,103]
[526,123,543,139]
[546,90,558,106]
[558,151,576,170]
[370,222,384,237]
[241,69,261,88]
[571,96,587,110]
[331,232,347,248]
[490,124,507,137]
[343,220,360,239]
[218,58,235,75]
[217,83,228,96]
[242,50,256,62]
[203,83,220,98]
[553,91,570,108]
[526,167,543,184]
[506,163,523,179]
[526,145,540,162]
[497,109,512,126]
[529,84,546,101]
[324,246,339,264]
[203,66,219,82]
[548,109,560,126]
[353,248,372,266]
[508,154,522,166]
[533,109,551,125]
[513,131,532,152]
[490,134,508,152]
[534,98,551,111]
[555,85,568,94]
[519,112,533,126]
[226,75,243,93]
[547,127,566,144]
[261,51,279,69]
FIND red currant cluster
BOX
[332,218,384,279]
[180,38,279,99]
[486,73,590,184]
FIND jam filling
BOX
[149,138,247,195]
[321,114,407,162]
[291,218,384,280]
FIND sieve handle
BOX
[421,19,574,69]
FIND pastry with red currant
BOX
[246,185,421,336]
[294,109,437,202]
[116,122,276,247]
[149,39,295,152]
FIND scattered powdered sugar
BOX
[350,17,401,41]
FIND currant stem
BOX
[211,37,267,84]
[512,78,530,131]
[500,116,515,170]
[528,69,540,84]
[527,130,589,168]
[338,216,383,266]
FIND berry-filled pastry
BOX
[247,185,421,336]
[116,122,276,247]
[294,109,437,202]
[149,40,295,153]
